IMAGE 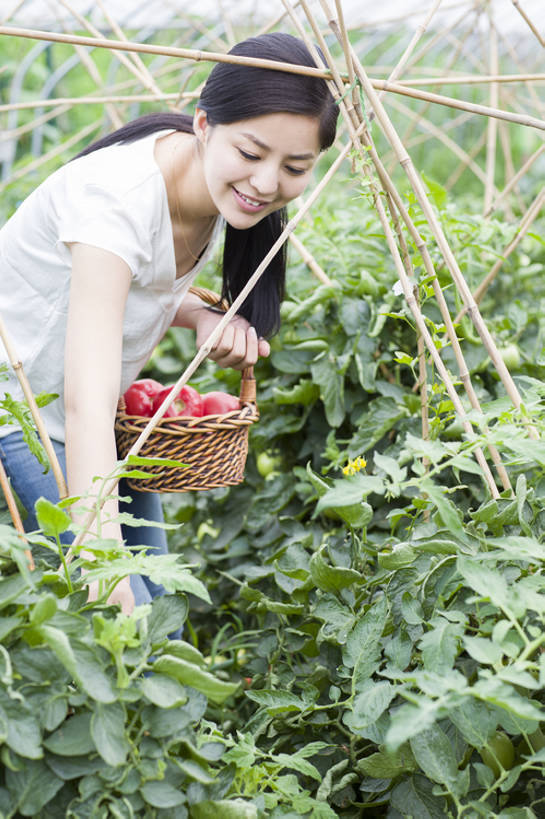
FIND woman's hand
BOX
[194,308,270,370]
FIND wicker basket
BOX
[115,288,259,493]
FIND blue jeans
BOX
[0,430,172,609]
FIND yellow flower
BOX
[342,456,367,476]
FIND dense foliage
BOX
[2,23,545,818]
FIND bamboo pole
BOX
[0,458,34,570]
[57,0,167,105]
[0,316,67,499]
[69,121,368,551]
[0,26,334,79]
[485,143,545,217]
[325,17,534,437]
[0,93,196,113]
[456,188,545,321]
[1,0,24,25]
[0,120,101,192]
[370,77,545,131]
[1,103,72,142]
[483,15,499,215]
[217,0,236,48]
[390,73,545,86]
[445,128,487,190]
[303,0,504,493]
[511,0,545,48]
[289,233,333,286]
[256,0,302,36]
[385,96,493,188]
[497,121,525,217]
[313,0,513,490]
[377,0,443,95]
[94,0,167,105]
[398,14,478,153]
[2,25,545,133]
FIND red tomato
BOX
[123,378,163,416]
[151,385,203,418]
[201,391,240,416]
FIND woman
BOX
[0,33,339,613]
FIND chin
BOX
[224,211,269,230]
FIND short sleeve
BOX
[56,181,153,282]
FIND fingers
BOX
[209,325,268,370]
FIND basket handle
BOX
[189,286,257,406]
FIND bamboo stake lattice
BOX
[0,1,543,545]
[324,10,536,435]
[2,26,545,130]
[293,0,507,493]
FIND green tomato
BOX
[480,731,515,777]
[499,343,521,371]
[257,451,283,478]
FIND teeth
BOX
[239,191,262,206]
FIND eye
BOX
[238,148,259,161]
[285,165,307,176]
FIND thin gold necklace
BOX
[171,141,215,264]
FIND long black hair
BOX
[75,33,339,338]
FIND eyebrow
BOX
[240,132,316,161]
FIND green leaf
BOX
[34,497,71,538]
[45,753,105,780]
[421,479,465,539]
[153,655,239,704]
[457,557,511,610]
[423,172,448,209]
[348,680,396,731]
[343,596,388,691]
[141,673,188,708]
[0,702,42,760]
[274,751,321,781]
[311,355,345,427]
[449,700,497,748]
[190,800,258,819]
[91,702,130,767]
[273,379,320,405]
[310,547,361,592]
[357,745,417,779]
[463,636,503,665]
[350,396,406,453]
[316,474,384,514]
[390,775,448,819]
[245,689,308,715]
[410,724,460,788]
[147,594,188,644]
[139,780,186,809]
[30,594,58,625]
[419,616,463,674]
[5,759,63,817]
[313,594,355,644]
[386,702,442,751]
[43,713,96,756]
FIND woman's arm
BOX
[65,242,134,612]
[173,292,270,370]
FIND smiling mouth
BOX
[233,187,271,209]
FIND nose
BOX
[250,163,279,197]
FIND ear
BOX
[193,108,210,144]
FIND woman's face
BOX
[194,109,321,229]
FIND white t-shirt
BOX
[0,130,222,443]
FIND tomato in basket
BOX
[151,385,203,418]
[201,391,240,416]
[123,378,163,417]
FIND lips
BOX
[232,187,271,213]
